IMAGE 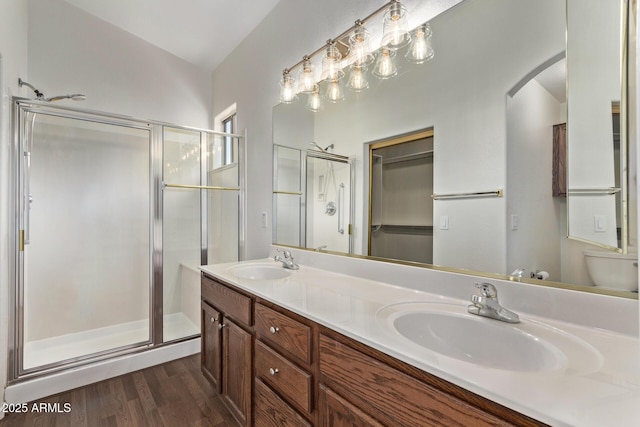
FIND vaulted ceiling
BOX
[62,0,282,71]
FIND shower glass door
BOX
[19,109,152,372]
[162,128,240,342]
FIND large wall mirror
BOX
[272,0,638,297]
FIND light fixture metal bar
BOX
[284,0,396,73]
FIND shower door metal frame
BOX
[8,98,246,382]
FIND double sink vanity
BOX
[200,247,639,426]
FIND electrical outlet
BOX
[261,211,268,228]
[511,214,518,230]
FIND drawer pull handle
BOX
[269,368,279,376]
[218,323,226,330]
[269,326,280,334]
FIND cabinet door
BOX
[319,385,383,427]
[201,302,222,393]
[222,318,252,427]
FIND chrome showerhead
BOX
[309,142,335,152]
[18,78,45,100]
[18,78,86,102]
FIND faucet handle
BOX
[276,248,292,259]
[475,282,497,299]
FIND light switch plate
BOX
[440,215,449,230]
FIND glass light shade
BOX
[321,43,345,81]
[279,71,298,104]
[323,79,345,103]
[297,57,316,94]
[373,48,397,79]
[405,23,434,64]
[306,85,322,112]
[381,1,411,50]
[348,65,369,92]
[348,24,375,67]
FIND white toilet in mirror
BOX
[584,250,638,292]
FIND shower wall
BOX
[306,157,351,252]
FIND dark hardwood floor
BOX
[0,354,237,427]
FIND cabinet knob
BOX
[269,368,279,376]
[269,326,280,334]
[218,323,226,330]
[210,317,217,323]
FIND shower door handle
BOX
[338,183,344,234]
[23,150,32,246]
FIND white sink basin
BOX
[377,302,602,373]
[228,263,292,281]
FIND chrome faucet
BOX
[274,249,299,270]
[467,282,520,323]
[510,268,526,282]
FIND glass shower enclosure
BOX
[273,145,353,253]
[10,99,243,380]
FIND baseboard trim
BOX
[4,338,200,404]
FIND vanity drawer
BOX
[319,334,508,427]
[202,275,252,325]
[255,340,312,414]
[255,302,311,364]
[254,378,311,427]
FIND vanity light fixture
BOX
[279,69,297,104]
[406,23,434,64]
[278,0,434,110]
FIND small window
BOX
[222,113,236,166]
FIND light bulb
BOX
[321,42,345,81]
[381,1,411,49]
[297,56,316,93]
[348,65,369,91]
[324,79,345,103]
[406,23,434,64]
[348,22,375,67]
[373,48,397,79]
[306,85,322,112]
[279,70,298,104]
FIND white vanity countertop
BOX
[200,258,640,427]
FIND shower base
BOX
[23,312,199,370]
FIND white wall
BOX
[506,79,564,281]
[0,0,28,415]
[27,0,212,128]
[567,0,621,247]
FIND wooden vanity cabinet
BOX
[253,301,315,426]
[201,272,546,427]
[201,276,253,427]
